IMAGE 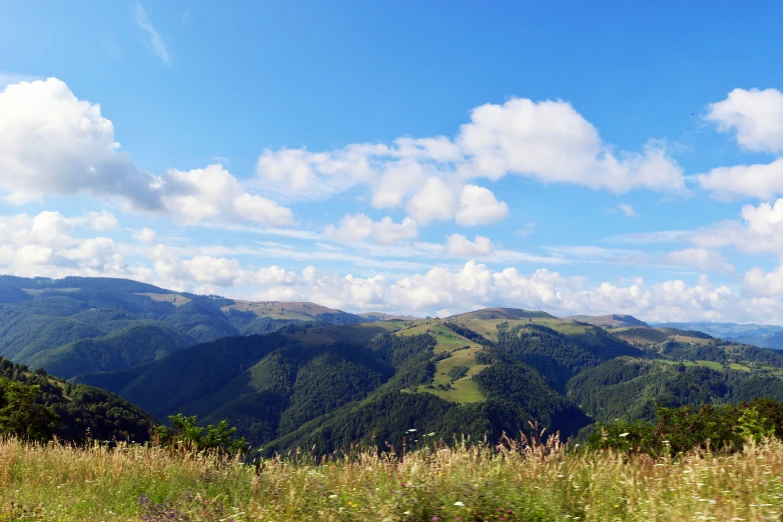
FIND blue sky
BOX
[3,1,783,322]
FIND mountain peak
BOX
[448,307,558,321]
[565,314,650,328]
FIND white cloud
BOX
[248,261,742,322]
[706,88,783,153]
[373,217,418,244]
[457,99,685,193]
[324,214,418,244]
[405,177,458,224]
[619,203,637,217]
[254,97,686,223]
[163,165,292,226]
[133,227,158,243]
[455,185,509,225]
[697,158,783,200]
[690,198,783,255]
[134,4,171,65]
[6,218,778,323]
[744,266,783,297]
[0,78,161,208]
[663,248,734,273]
[445,234,495,257]
[0,211,130,278]
[0,78,293,227]
[698,89,783,200]
[87,210,119,231]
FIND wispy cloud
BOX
[619,203,637,217]
[103,39,121,61]
[134,4,171,65]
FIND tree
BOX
[0,378,60,441]
[153,414,248,455]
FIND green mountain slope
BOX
[25,321,196,379]
[0,357,156,442]
[568,357,783,423]
[76,320,592,453]
[566,314,650,328]
[0,276,370,376]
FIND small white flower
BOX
[408,429,417,432]
[618,432,630,437]
[404,511,411,515]
[329,494,338,499]
[454,501,465,507]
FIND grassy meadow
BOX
[1,435,783,521]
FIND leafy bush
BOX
[0,378,59,441]
[152,414,248,455]
[588,398,783,455]
[447,365,469,381]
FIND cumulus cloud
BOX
[141,247,751,322]
[87,210,119,231]
[698,89,783,200]
[405,177,459,224]
[324,214,418,244]
[690,198,783,255]
[152,244,300,292]
[706,88,783,153]
[457,99,684,193]
[248,261,742,323]
[6,219,777,323]
[697,158,783,200]
[0,78,161,207]
[0,211,131,278]
[455,185,509,225]
[255,97,685,224]
[0,78,293,227]
[133,227,158,243]
[445,234,495,257]
[163,165,292,226]
[744,266,783,297]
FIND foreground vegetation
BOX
[1,433,783,521]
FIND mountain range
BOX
[655,321,783,350]
[3,275,783,454]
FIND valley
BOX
[1,276,783,458]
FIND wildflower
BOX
[618,433,629,437]
[408,429,417,433]
[329,494,338,499]
[454,501,465,507]
[404,512,410,515]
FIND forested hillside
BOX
[69,301,783,456]
[4,276,783,457]
[0,276,369,378]
[0,357,155,441]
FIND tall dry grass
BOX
[0,433,781,520]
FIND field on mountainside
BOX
[2,436,783,521]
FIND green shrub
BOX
[588,397,783,455]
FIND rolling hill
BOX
[0,276,371,376]
[565,314,650,328]
[0,357,156,442]
[70,302,783,456]
[5,275,783,456]
[655,321,783,349]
